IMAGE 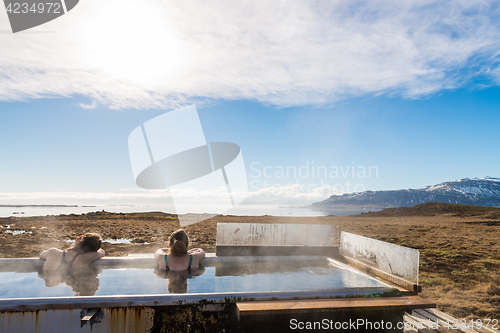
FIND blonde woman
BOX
[154,229,205,272]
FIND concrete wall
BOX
[216,223,340,247]
[339,232,419,284]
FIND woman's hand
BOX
[96,248,105,258]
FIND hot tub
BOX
[0,224,434,332]
[0,255,431,332]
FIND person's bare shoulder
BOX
[154,248,169,269]
[39,248,61,260]
[154,248,168,261]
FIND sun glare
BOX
[81,1,186,85]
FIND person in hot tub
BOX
[154,229,205,272]
[39,233,105,272]
[38,265,103,296]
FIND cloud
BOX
[241,184,341,205]
[1,0,499,109]
[0,191,173,205]
[79,100,97,109]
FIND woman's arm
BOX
[95,249,105,259]
[79,249,105,266]
[189,248,206,262]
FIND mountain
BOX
[310,177,500,212]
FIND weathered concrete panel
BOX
[216,223,340,247]
[339,232,419,284]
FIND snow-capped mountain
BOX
[310,177,500,210]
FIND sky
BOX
[0,0,500,210]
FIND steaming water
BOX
[0,262,389,298]
[0,204,370,218]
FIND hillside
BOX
[311,177,500,212]
[360,201,500,218]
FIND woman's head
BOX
[71,233,102,254]
[169,229,189,257]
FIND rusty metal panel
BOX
[216,223,340,247]
[0,286,398,312]
[0,308,154,333]
[339,232,419,284]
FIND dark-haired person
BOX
[39,233,105,271]
[154,229,205,271]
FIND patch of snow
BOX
[4,230,32,235]
[103,238,132,244]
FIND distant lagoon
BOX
[0,204,373,218]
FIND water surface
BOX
[0,261,389,298]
